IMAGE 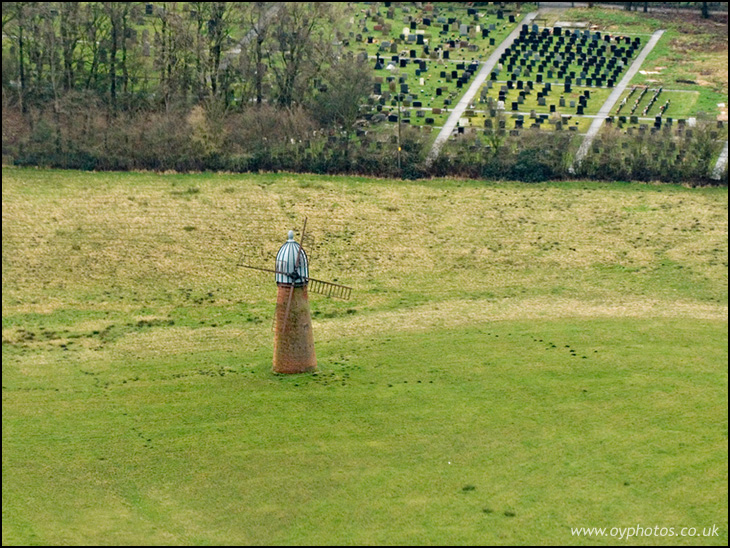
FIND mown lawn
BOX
[2,168,727,545]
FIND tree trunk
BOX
[255,36,264,105]
[110,12,118,114]
[208,2,225,97]
[701,2,710,19]
[59,3,78,91]
[121,7,129,95]
[17,5,27,112]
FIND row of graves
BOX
[596,87,726,142]
[366,56,485,129]
[461,25,645,134]
[350,2,522,62]
[608,85,728,136]
[346,2,523,131]
[498,25,645,90]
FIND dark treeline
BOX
[2,2,411,175]
[1,2,727,184]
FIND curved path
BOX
[712,140,728,180]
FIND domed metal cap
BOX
[275,231,308,285]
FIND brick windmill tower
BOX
[239,218,352,374]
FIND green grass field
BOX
[2,167,727,545]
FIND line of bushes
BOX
[2,100,726,185]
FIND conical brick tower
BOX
[272,231,316,374]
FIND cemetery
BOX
[1,2,727,182]
[343,2,526,132]
[471,24,642,135]
[337,3,727,173]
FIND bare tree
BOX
[240,2,277,106]
[312,53,372,161]
[268,2,334,107]
[58,2,80,91]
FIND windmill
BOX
[238,217,352,374]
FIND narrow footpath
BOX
[712,140,728,180]
[426,11,538,167]
[572,29,665,169]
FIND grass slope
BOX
[2,168,728,545]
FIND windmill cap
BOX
[276,231,308,286]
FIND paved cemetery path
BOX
[712,140,728,180]
[219,3,282,72]
[426,12,539,166]
[572,29,665,168]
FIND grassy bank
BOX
[2,168,727,545]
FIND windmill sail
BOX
[307,277,352,300]
[238,217,352,302]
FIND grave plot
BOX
[599,114,728,143]
[600,85,727,141]
[497,25,643,90]
[342,2,524,133]
[367,59,486,130]
[463,24,643,136]
[610,85,702,126]
[559,6,728,122]
[474,81,612,132]
[346,2,523,63]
